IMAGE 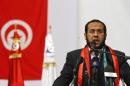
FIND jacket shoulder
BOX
[114,50,125,60]
[114,50,125,66]
[68,49,82,55]
[114,50,125,56]
[66,49,83,64]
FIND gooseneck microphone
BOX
[70,57,83,86]
[89,41,100,86]
[90,41,96,49]
[90,41,101,56]
[73,57,83,75]
[104,65,115,86]
[90,41,97,52]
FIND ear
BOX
[104,33,107,40]
[84,33,87,40]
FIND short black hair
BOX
[85,19,107,33]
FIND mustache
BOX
[86,40,105,49]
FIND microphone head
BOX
[90,41,101,55]
[90,41,96,50]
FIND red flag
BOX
[0,0,47,80]
[8,31,24,86]
[8,59,24,86]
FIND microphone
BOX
[73,57,83,75]
[90,41,101,56]
[70,57,83,86]
[104,65,115,86]
[90,41,96,49]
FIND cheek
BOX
[86,34,93,41]
[99,34,106,40]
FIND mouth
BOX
[91,40,101,48]
[90,40,98,48]
[93,40,99,44]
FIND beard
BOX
[86,39,105,49]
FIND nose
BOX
[93,31,98,36]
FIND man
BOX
[53,19,130,86]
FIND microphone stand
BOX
[91,51,99,86]
[70,74,76,86]
[70,57,83,86]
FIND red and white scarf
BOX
[78,46,120,86]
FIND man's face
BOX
[84,22,106,48]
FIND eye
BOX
[88,29,104,34]
[88,29,95,33]
[97,29,104,33]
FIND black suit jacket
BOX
[53,47,130,86]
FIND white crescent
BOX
[0,19,33,50]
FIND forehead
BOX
[88,22,104,29]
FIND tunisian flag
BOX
[8,31,24,86]
[0,0,48,80]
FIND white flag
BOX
[42,26,56,86]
